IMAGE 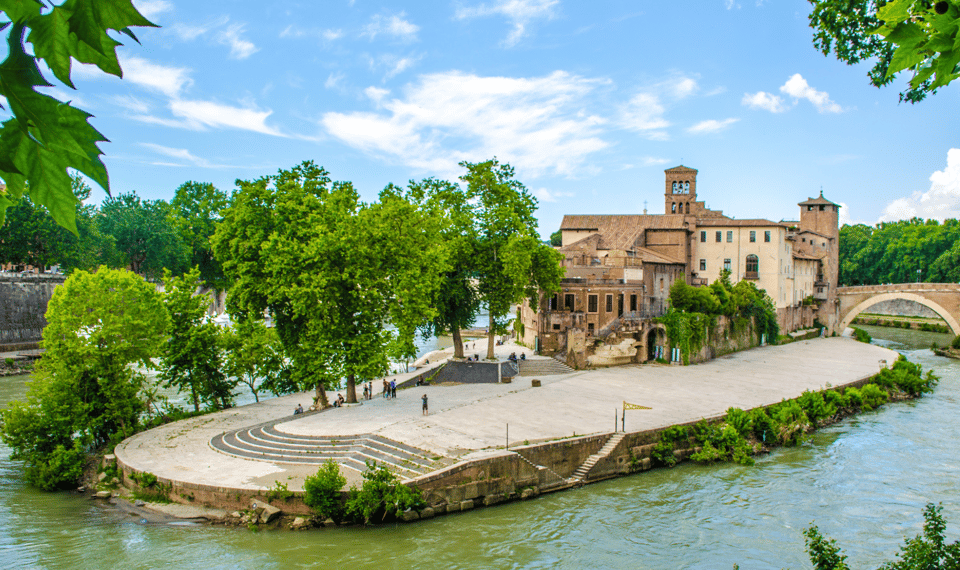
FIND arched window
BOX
[671,202,676,213]
[684,181,690,193]
[746,254,759,275]
[672,181,677,193]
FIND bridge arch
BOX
[839,292,960,336]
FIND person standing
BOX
[383,379,389,399]
[390,379,397,398]
[422,394,428,415]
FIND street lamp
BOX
[917,267,922,283]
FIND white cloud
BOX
[456,0,559,47]
[165,99,283,136]
[280,25,343,41]
[837,201,853,226]
[133,0,173,20]
[621,93,670,138]
[217,23,258,59]
[533,187,573,202]
[171,17,258,59]
[324,29,345,41]
[325,72,346,89]
[111,94,152,114]
[121,56,193,98]
[139,143,227,168]
[880,148,960,222]
[687,118,739,134]
[742,91,786,113]
[780,74,842,113]
[362,12,420,42]
[641,156,671,167]
[322,70,608,177]
[36,86,89,109]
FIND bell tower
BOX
[664,165,698,215]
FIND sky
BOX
[10,0,960,238]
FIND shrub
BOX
[725,407,752,438]
[266,480,294,503]
[345,461,424,524]
[952,335,960,349]
[772,400,809,446]
[749,408,775,443]
[822,389,848,411]
[844,387,863,408]
[860,384,888,410]
[851,327,872,344]
[652,425,689,467]
[304,461,346,522]
[797,390,836,427]
[691,421,755,466]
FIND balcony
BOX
[743,271,759,280]
[691,277,708,287]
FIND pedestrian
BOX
[368,382,373,400]
[391,379,397,398]
[383,379,389,398]
[422,393,428,415]
[363,384,369,400]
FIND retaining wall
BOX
[0,275,65,346]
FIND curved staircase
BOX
[210,420,447,479]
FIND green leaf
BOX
[925,31,957,53]
[930,48,960,87]
[27,5,77,88]
[877,0,918,25]
[887,43,930,76]
[886,22,928,49]
[0,0,43,23]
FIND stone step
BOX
[517,359,575,377]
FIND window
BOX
[700,231,706,242]
[671,203,676,213]
[552,324,561,330]
[764,230,771,242]
[746,254,758,274]
[726,231,733,243]
[549,294,558,310]
[630,294,637,311]
[659,278,664,294]
[699,259,706,271]
[564,294,575,311]
[749,231,756,242]
[588,323,595,334]
[808,205,814,211]
[716,231,722,242]
[588,294,598,313]
[605,294,613,312]
[723,258,731,271]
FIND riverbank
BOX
[110,337,899,525]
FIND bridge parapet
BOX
[839,283,960,295]
[836,283,960,335]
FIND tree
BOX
[213,161,445,406]
[222,318,291,402]
[0,1,156,232]
[0,267,168,489]
[459,159,564,359]
[170,181,230,290]
[159,268,233,412]
[550,229,562,247]
[0,174,120,270]
[808,0,960,103]
[409,178,480,360]
[99,192,189,279]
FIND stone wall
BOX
[860,298,940,319]
[0,275,65,346]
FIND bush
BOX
[725,407,752,438]
[822,389,848,411]
[844,387,863,408]
[952,335,960,349]
[749,408,775,443]
[652,426,689,467]
[345,461,424,524]
[797,390,836,427]
[852,327,872,344]
[772,400,809,446]
[860,384,888,410]
[690,421,755,466]
[304,461,346,522]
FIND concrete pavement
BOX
[114,337,899,493]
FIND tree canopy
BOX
[0,0,156,232]
[838,217,960,284]
[0,267,168,489]
[809,0,960,102]
[98,191,189,279]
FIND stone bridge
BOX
[837,283,960,335]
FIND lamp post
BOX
[917,267,922,283]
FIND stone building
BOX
[519,165,839,362]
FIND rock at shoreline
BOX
[291,517,310,530]
[259,504,281,524]
[94,491,111,499]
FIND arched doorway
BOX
[646,327,665,361]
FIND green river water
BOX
[3,325,959,569]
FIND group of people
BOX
[361,381,375,400]
[465,354,481,361]
[507,352,526,362]
[382,378,397,399]
[331,393,346,407]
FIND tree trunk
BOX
[191,387,199,413]
[487,313,496,360]
[314,382,329,409]
[347,373,358,403]
[452,327,464,359]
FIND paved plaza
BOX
[115,337,899,492]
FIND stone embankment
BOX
[112,337,900,527]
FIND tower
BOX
[664,166,698,215]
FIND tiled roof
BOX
[792,251,823,261]
[798,193,839,207]
[561,214,686,231]
[797,229,833,239]
[634,246,684,265]
[665,165,698,173]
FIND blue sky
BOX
[18,0,960,237]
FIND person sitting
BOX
[520,353,526,361]
[337,393,345,406]
[508,352,517,362]
[294,403,303,415]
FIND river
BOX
[2,325,958,569]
